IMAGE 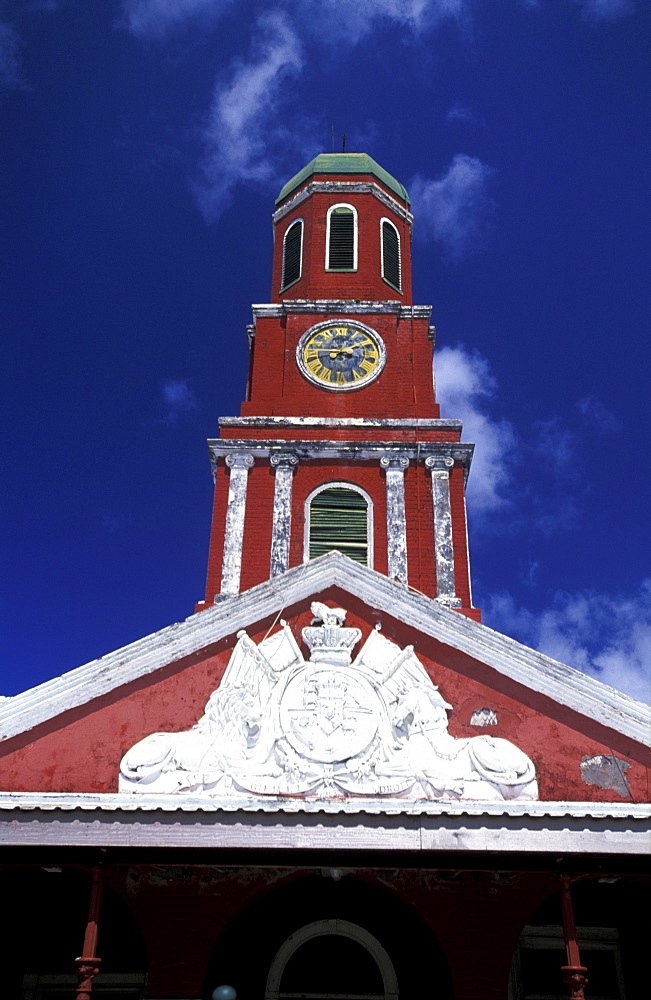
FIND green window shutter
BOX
[309,487,368,565]
[282,220,302,288]
[328,207,355,270]
[382,220,401,290]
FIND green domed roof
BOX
[276,153,410,206]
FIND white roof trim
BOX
[1,792,648,855]
[1,553,649,746]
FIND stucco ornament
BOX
[119,604,537,800]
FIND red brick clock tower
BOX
[200,153,480,620]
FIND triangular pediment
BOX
[2,553,648,751]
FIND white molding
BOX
[219,416,462,430]
[273,181,413,226]
[250,302,431,320]
[0,792,648,854]
[1,553,649,746]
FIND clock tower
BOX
[199,153,479,620]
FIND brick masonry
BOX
[202,161,479,612]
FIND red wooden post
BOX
[559,875,588,1000]
[75,868,104,1000]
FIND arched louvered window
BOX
[381,218,401,291]
[326,204,357,271]
[305,484,372,566]
[281,219,303,289]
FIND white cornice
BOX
[0,792,648,854]
[207,441,474,478]
[272,181,414,226]
[1,553,648,747]
[219,417,462,430]
[251,301,432,321]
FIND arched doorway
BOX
[266,919,397,1000]
[202,872,451,1000]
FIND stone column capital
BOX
[225,453,254,470]
[380,455,409,471]
[425,455,454,471]
[270,451,299,469]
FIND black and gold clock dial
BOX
[298,325,385,390]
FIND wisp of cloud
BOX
[410,154,495,261]
[435,345,515,513]
[121,0,233,39]
[194,10,303,222]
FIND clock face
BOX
[297,323,386,391]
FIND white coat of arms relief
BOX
[119,603,538,801]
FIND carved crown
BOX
[302,623,362,666]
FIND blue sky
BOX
[1,0,649,703]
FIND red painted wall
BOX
[1,596,647,801]
[241,312,438,419]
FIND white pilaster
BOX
[425,455,460,607]
[220,453,254,597]
[380,455,409,584]
[270,452,299,578]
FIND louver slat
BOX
[382,221,401,290]
[282,220,302,288]
[328,209,355,270]
[309,487,368,564]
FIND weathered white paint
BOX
[380,455,409,583]
[210,441,473,485]
[220,453,254,596]
[270,453,298,578]
[1,553,649,746]
[250,301,431,319]
[425,455,459,606]
[220,416,462,430]
[273,181,413,226]
[0,792,648,854]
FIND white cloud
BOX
[410,154,495,261]
[435,345,515,513]
[160,377,197,421]
[485,583,651,703]
[120,0,231,39]
[573,0,635,21]
[297,0,469,43]
[0,20,22,87]
[193,10,303,222]
[447,104,474,123]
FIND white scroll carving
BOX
[119,604,537,801]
